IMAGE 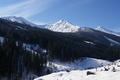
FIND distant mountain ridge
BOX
[95,26,120,37]
[1,16,120,61]
[1,16,120,36]
[1,16,38,27]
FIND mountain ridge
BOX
[1,16,120,36]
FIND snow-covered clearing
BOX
[48,58,111,72]
[34,58,118,80]
[35,59,120,80]
[35,70,120,80]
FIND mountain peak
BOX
[95,26,107,31]
[56,19,69,23]
[1,16,37,27]
[1,16,26,22]
[96,26,103,29]
[53,19,72,26]
[47,20,80,32]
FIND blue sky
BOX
[0,0,120,31]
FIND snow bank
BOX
[35,70,120,80]
[35,59,120,80]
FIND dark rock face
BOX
[87,71,96,75]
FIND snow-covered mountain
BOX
[1,16,80,32]
[95,26,120,36]
[46,20,80,32]
[1,16,120,35]
[1,16,38,27]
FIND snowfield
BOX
[35,69,120,80]
[48,58,111,72]
[34,58,120,80]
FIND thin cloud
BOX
[0,0,56,18]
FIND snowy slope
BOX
[104,36,120,45]
[48,58,111,72]
[95,26,120,36]
[1,16,37,27]
[35,70,120,80]
[46,20,80,32]
[35,59,120,80]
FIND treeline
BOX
[47,39,120,61]
[0,37,47,79]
